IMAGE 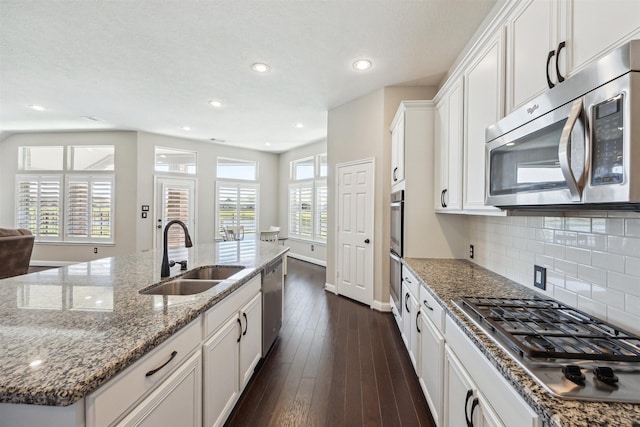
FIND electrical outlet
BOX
[311,244,315,252]
[93,247,98,254]
[469,245,474,259]
[534,265,546,290]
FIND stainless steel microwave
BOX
[485,40,640,210]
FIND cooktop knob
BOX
[593,366,619,386]
[562,365,585,385]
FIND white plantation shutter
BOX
[289,182,313,238]
[216,182,259,237]
[65,176,114,242]
[164,184,191,247]
[16,175,62,240]
[315,180,328,241]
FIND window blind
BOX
[216,182,258,237]
[164,185,191,247]
[65,175,114,242]
[16,175,62,240]
[289,183,313,238]
[315,181,328,241]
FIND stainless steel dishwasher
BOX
[261,257,283,355]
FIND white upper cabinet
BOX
[390,113,405,188]
[505,0,563,112]
[569,0,640,74]
[434,78,464,213]
[463,29,506,215]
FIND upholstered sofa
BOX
[0,228,35,279]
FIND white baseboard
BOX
[372,299,391,312]
[287,252,326,267]
[324,282,337,294]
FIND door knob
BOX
[364,239,370,244]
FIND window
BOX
[16,146,115,243]
[155,147,197,174]
[217,157,257,181]
[289,153,328,242]
[216,182,259,238]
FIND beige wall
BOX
[326,86,436,306]
[0,131,279,263]
[277,140,328,265]
[0,131,138,262]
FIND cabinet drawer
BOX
[401,265,419,298]
[445,315,540,427]
[204,274,261,339]
[86,320,201,427]
[419,284,444,332]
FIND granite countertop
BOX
[0,241,288,407]
[403,257,640,427]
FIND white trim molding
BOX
[324,282,337,294]
[372,299,391,312]
[287,252,326,267]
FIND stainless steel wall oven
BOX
[390,190,404,315]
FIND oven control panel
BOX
[591,95,624,186]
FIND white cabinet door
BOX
[408,292,420,373]
[569,0,640,74]
[203,315,241,427]
[444,346,477,427]
[477,391,505,427]
[391,113,405,186]
[506,0,560,112]
[419,313,444,427]
[239,292,262,390]
[401,283,412,349]
[463,30,506,215]
[117,351,202,427]
[435,78,464,213]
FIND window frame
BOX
[216,157,258,181]
[154,146,197,175]
[215,181,260,239]
[288,153,328,243]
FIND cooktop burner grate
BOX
[460,296,640,362]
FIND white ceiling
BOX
[0,0,496,153]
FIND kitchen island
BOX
[404,258,640,427]
[0,240,288,426]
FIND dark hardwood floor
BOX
[226,258,435,427]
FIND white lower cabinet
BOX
[116,351,202,427]
[444,315,540,427]
[203,275,262,427]
[418,310,444,427]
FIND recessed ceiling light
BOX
[252,63,271,73]
[295,123,304,129]
[265,142,271,146]
[182,126,191,131]
[28,104,45,111]
[209,100,222,108]
[353,59,372,71]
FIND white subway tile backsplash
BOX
[467,212,640,333]
[592,285,625,310]
[577,295,607,319]
[565,276,591,296]
[607,307,640,335]
[554,286,578,307]
[554,259,578,277]
[576,233,607,251]
[608,272,640,297]
[626,257,640,278]
[592,218,624,235]
[608,235,640,258]
[565,217,591,232]
[577,264,607,286]
[592,251,625,273]
[625,219,640,237]
[565,247,591,265]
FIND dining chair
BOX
[260,231,279,242]
[223,225,245,241]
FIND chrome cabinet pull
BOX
[145,350,178,377]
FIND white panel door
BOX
[336,159,374,306]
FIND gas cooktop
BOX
[454,296,640,403]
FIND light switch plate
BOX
[534,265,546,290]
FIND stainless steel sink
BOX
[139,279,224,295]
[140,265,246,295]
[179,265,245,280]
